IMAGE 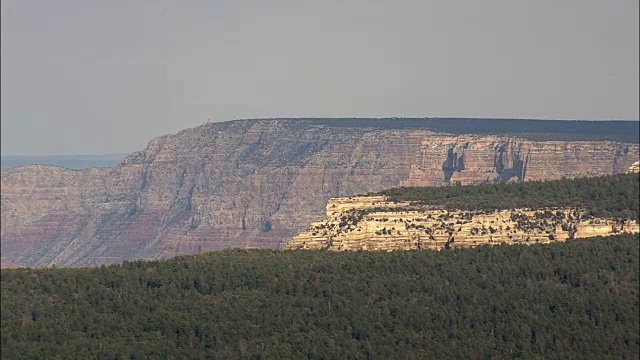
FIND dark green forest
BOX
[2,235,639,359]
[291,118,640,143]
[374,173,640,221]
[2,173,639,358]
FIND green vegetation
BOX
[374,173,640,221]
[295,118,640,143]
[2,235,639,359]
[2,170,639,358]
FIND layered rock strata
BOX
[2,119,639,267]
[287,196,640,251]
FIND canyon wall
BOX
[2,119,638,267]
[286,196,639,251]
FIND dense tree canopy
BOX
[2,235,638,359]
[2,172,639,358]
[374,173,640,221]
[301,118,640,143]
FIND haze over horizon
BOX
[2,0,638,156]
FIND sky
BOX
[1,0,638,156]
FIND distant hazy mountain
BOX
[0,154,127,170]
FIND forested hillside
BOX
[301,118,640,143]
[375,173,640,221]
[2,235,638,359]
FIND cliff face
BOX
[402,137,637,186]
[2,119,639,267]
[286,196,640,251]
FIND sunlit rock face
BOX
[2,119,638,267]
[286,196,640,251]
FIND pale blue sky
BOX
[1,0,638,155]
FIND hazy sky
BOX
[1,0,638,155]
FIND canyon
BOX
[1,119,639,267]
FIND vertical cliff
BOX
[1,119,638,267]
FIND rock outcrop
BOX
[2,119,639,267]
[286,196,640,251]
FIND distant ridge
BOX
[273,117,640,143]
[2,118,637,171]
[0,153,127,170]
